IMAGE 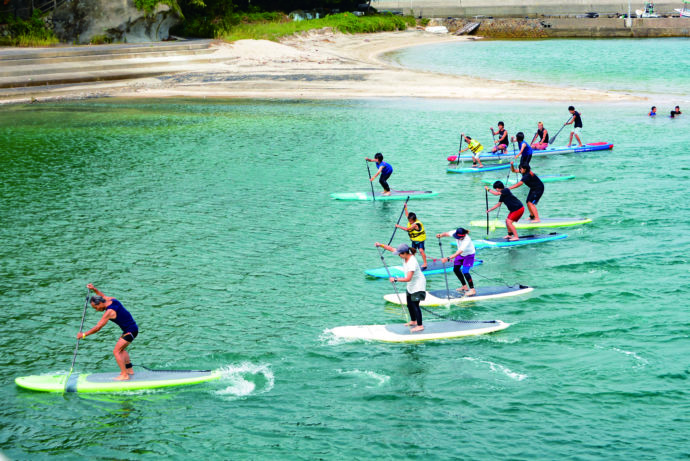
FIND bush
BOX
[0,10,58,47]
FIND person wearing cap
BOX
[375,242,427,332]
[77,283,139,381]
[365,153,393,196]
[436,227,476,296]
[394,203,428,270]
[486,181,524,241]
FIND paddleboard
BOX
[481,175,575,185]
[365,258,483,278]
[447,142,613,162]
[469,218,591,229]
[451,233,567,249]
[328,320,509,342]
[331,190,438,201]
[383,285,533,306]
[447,164,511,174]
[15,368,222,393]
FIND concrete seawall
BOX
[436,17,690,38]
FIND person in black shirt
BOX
[486,181,525,241]
[490,121,509,154]
[508,164,544,222]
[566,105,583,147]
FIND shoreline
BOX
[1,30,645,104]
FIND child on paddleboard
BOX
[508,164,544,222]
[375,242,426,332]
[437,227,476,296]
[486,181,525,241]
[365,153,393,196]
[649,106,657,117]
[458,133,484,167]
[490,122,509,154]
[566,106,584,147]
[530,122,549,150]
[395,203,428,270]
[77,283,139,381]
[511,132,533,169]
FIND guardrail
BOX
[0,0,69,18]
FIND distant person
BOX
[531,122,549,150]
[486,181,524,241]
[672,105,682,116]
[490,121,509,154]
[365,153,393,196]
[437,227,477,296]
[511,132,533,169]
[395,203,428,270]
[508,164,544,222]
[566,106,584,147]
[78,283,139,381]
[649,106,657,117]
[375,242,426,332]
[459,133,484,167]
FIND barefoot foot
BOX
[410,325,425,332]
[114,374,131,381]
[465,289,476,296]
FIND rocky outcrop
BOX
[52,0,181,44]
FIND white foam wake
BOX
[214,362,275,398]
[336,369,390,387]
[463,357,527,381]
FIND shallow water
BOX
[1,95,689,459]
[387,38,690,100]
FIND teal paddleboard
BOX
[469,218,591,229]
[481,175,576,185]
[15,369,222,393]
[447,164,510,174]
[452,233,567,249]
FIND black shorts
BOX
[121,330,139,343]
[527,188,544,205]
[411,240,425,250]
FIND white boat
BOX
[676,0,690,16]
[636,1,659,17]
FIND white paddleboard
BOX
[328,320,509,342]
[383,285,533,306]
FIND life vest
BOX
[468,139,483,154]
[408,220,426,242]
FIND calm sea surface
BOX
[1,41,690,460]
[387,38,690,99]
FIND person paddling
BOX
[459,133,484,167]
[365,153,393,196]
[649,106,657,117]
[508,164,544,222]
[566,106,584,147]
[77,283,139,381]
[490,122,509,154]
[511,132,533,169]
[436,227,476,296]
[486,181,525,241]
[375,243,426,332]
[395,203,428,270]
[531,122,549,150]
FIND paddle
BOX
[456,133,463,166]
[376,246,408,320]
[437,238,453,308]
[68,287,91,376]
[485,188,490,236]
[549,116,573,145]
[387,196,410,246]
[365,159,376,202]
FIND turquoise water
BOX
[1,96,689,459]
[388,38,690,98]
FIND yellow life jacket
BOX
[408,220,426,242]
[468,139,484,154]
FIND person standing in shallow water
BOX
[77,283,139,381]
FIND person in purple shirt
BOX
[77,283,139,381]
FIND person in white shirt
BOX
[436,227,477,296]
[375,242,427,332]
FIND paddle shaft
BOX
[437,238,452,305]
[387,196,410,246]
[365,160,376,202]
[549,116,573,145]
[456,134,463,166]
[376,246,408,320]
[485,188,490,236]
[69,287,91,373]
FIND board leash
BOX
[135,364,212,373]
[365,159,376,202]
[387,196,410,246]
[376,246,408,321]
[419,305,497,324]
[437,238,452,308]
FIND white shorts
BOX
[571,127,582,135]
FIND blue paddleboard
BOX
[365,258,483,278]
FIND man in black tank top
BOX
[566,106,583,147]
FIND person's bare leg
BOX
[506,219,519,240]
[113,338,131,380]
[527,202,540,222]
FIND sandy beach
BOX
[107,29,637,102]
